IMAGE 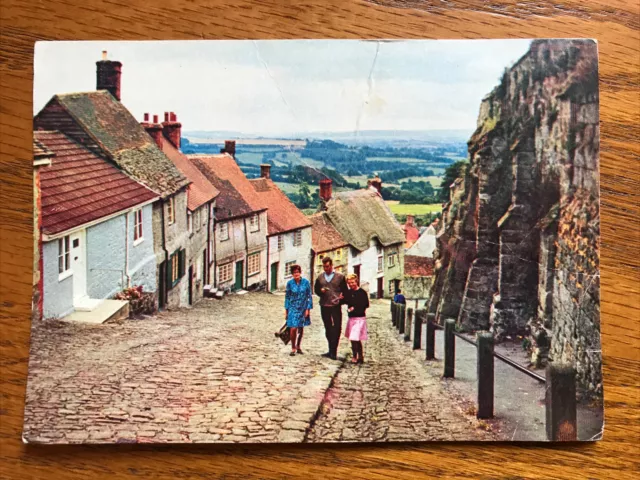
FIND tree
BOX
[438,161,467,202]
[298,182,312,209]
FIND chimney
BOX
[367,176,382,195]
[162,111,182,150]
[260,164,271,179]
[142,113,164,150]
[96,50,122,101]
[319,179,333,202]
[224,140,236,157]
[406,214,415,226]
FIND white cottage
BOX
[249,164,313,291]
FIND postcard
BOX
[25,39,602,444]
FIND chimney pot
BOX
[260,164,271,179]
[143,113,149,122]
[224,140,236,157]
[319,179,333,202]
[164,112,169,122]
[96,54,122,101]
[153,114,158,123]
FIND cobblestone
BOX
[24,292,499,444]
[305,303,501,442]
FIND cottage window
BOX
[167,249,186,288]
[219,262,233,283]
[285,260,296,278]
[167,197,176,225]
[58,236,71,277]
[335,248,343,261]
[249,214,260,232]
[248,252,261,276]
[388,252,397,267]
[187,212,193,234]
[219,222,229,241]
[133,209,144,243]
[377,256,383,273]
[293,230,302,247]
[316,253,324,265]
[278,235,284,250]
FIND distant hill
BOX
[183,129,472,148]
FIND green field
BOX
[385,201,442,215]
[366,156,428,163]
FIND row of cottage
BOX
[32,52,412,322]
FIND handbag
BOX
[277,324,291,345]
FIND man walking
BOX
[314,256,348,360]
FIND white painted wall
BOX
[267,226,312,290]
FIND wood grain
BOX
[1,1,638,478]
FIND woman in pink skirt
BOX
[344,274,369,364]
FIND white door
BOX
[70,230,87,302]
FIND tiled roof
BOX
[33,139,54,159]
[159,137,219,211]
[324,189,405,251]
[35,130,158,236]
[309,212,348,253]
[189,154,265,221]
[36,91,189,197]
[405,255,435,277]
[249,177,312,235]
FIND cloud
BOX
[34,39,532,135]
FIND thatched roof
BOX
[324,188,405,252]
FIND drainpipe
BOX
[243,216,249,289]
[160,199,169,309]
[124,211,131,287]
[266,234,270,291]
[212,208,217,289]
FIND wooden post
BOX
[443,318,455,378]
[391,302,397,327]
[425,313,436,360]
[413,309,424,350]
[546,363,577,441]
[398,304,406,334]
[404,308,413,342]
[476,332,494,419]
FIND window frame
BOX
[293,230,302,247]
[285,260,296,279]
[219,221,229,241]
[187,211,193,235]
[167,197,176,225]
[249,213,260,232]
[219,262,233,283]
[278,235,284,251]
[133,209,144,244]
[58,235,72,280]
[377,255,383,273]
[247,252,261,277]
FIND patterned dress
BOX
[285,278,313,328]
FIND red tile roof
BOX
[33,139,54,159]
[189,154,265,221]
[34,91,189,197]
[309,212,348,254]
[35,130,158,236]
[249,177,311,235]
[404,255,435,277]
[159,137,219,211]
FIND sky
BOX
[34,40,531,137]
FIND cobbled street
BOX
[24,292,497,444]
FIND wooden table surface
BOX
[1,1,638,478]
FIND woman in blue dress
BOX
[284,264,313,356]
